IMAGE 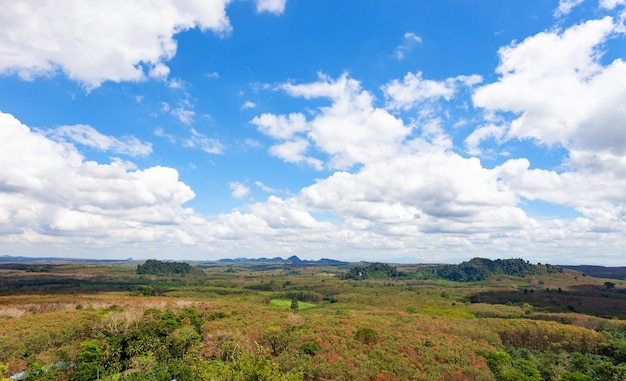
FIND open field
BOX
[1,259,626,380]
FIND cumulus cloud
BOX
[463,124,506,155]
[473,16,625,153]
[251,113,308,139]
[241,101,257,109]
[269,139,323,170]
[276,73,411,169]
[255,0,287,15]
[229,182,250,199]
[463,12,626,254]
[0,0,233,88]
[299,150,520,230]
[5,3,626,264]
[383,72,482,110]
[0,111,202,249]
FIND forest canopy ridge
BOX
[342,257,562,281]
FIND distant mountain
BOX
[217,256,348,266]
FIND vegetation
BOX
[136,259,191,276]
[341,262,404,280]
[416,257,541,282]
[1,257,626,380]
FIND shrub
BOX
[300,342,320,356]
[355,327,379,345]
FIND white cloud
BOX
[269,139,323,170]
[171,99,196,125]
[168,78,186,89]
[600,0,626,9]
[154,127,176,144]
[229,182,250,199]
[463,124,506,155]
[277,73,411,169]
[251,112,307,139]
[0,111,203,249]
[0,0,233,88]
[383,72,482,110]
[255,181,280,194]
[473,17,624,151]
[299,150,520,229]
[6,6,626,264]
[255,0,287,15]
[555,0,585,17]
[45,124,152,157]
[241,101,257,109]
[184,128,224,154]
[462,14,626,242]
[393,32,422,60]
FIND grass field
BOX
[269,298,318,310]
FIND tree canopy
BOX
[136,259,191,275]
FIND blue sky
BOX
[2,0,626,264]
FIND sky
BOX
[1,0,626,265]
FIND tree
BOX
[72,341,102,381]
[604,281,616,290]
[169,326,201,360]
[136,259,191,275]
[290,299,299,310]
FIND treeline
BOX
[414,257,539,282]
[136,259,191,276]
[342,258,547,282]
[341,262,404,280]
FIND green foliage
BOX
[485,351,541,381]
[405,306,417,314]
[355,327,379,345]
[290,299,299,310]
[268,299,316,310]
[259,327,290,356]
[560,372,595,381]
[140,285,154,296]
[76,341,101,363]
[199,345,304,380]
[24,265,51,273]
[279,290,323,303]
[0,363,7,379]
[244,281,282,292]
[342,262,404,280]
[136,259,191,275]
[299,342,319,356]
[71,362,100,381]
[418,257,539,282]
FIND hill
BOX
[562,265,626,280]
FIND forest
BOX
[1,257,626,380]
